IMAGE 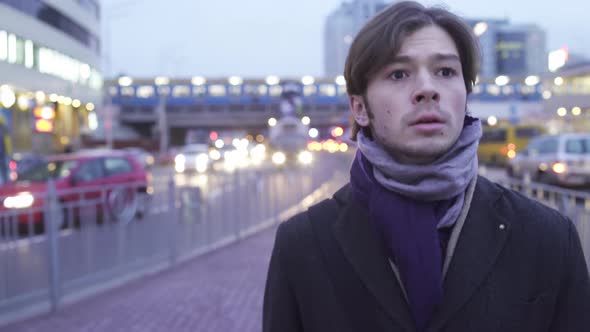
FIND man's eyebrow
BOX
[432,53,461,62]
[389,53,461,64]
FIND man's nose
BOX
[412,74,440,104]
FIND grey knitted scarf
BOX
[356,115,482,228]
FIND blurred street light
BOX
[35,91,46,104]
[191,76,206,86]
[473,22,488,37]
[228,76,243,86]
[0,85,16,108]
[17,95,29,110]
[487,116,498,126]
[524,75,540,86]
[572,107,582,116]
[301,76,315,85]
[542,91,552,99]
[155,76,170,86]
[118,76,133,86]
[265,75,280,85]
[495,75,510,86]
[308,128,319,138]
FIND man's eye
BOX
[439,67,456,77]
[390,70,407,80]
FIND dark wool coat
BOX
[263,176,590,332]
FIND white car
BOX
[175,144,211,173]
[507,133,590,187]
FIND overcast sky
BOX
[100,0,590,79]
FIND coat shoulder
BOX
[478,176,571,240]
[277,196,341,247]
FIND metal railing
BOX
[0,162,349,325]
[497,177,590,270]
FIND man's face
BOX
[350,25,467,164]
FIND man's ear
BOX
[349,95,370,127]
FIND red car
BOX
[0,149,152,233]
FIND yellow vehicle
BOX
[478,124,545,166]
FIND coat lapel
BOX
[331,186,415,331]
[427,177,511,331]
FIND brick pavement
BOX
[1,225,279,332]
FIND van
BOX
[507,133,590,187]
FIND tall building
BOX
[466,19,547,79]
[324,2,548,81]
[323,0,389,78]
[0,0,102,154]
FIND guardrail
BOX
[497,177,590,271]
[0,163,349,326]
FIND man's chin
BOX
[395,142,453,164]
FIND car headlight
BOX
[175,154,186,165]
[196,153,209,173]
[4,192,35,209]
[272,152,286,165]
[209,150,221,161]
[298,151,313,165]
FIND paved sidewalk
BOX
[1,226,279,332]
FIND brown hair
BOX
[344,1,480,141]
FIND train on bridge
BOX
[103,76,545,147]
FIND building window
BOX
[15,37,25,65]
[269,85,282,97]
[319,84,336,97]
[303,85,317,96]
[486,85,500,96]
[208,85,226,97]
[121,87,134,96]
[137,86,155,98]
[229,85,241,96]
[0,31,7,61]
[24,40,34,68]
[7,33,16,63]
[193,85,206,97]
[0,0,101,54]
[172,85,190,98]
[157,86,170,96]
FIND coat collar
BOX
[332,185,416,331]
[331,176,511,331]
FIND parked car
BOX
[507,133,590,187]
[0,149,152,233]
[9,152,46,181]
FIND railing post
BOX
[233,168,242,239]
[167,176,177,265]
[45,179,61,313]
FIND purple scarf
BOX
[350,116,482,331]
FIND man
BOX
[263,1,590,332]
